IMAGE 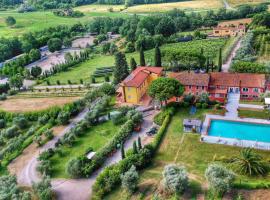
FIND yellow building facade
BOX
[117,67,163,105]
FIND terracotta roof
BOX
[122,66,163,87]
[210,73,266,88]
[170,72,210,87]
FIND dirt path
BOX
[222,38,242,72]
[12,109,157,200]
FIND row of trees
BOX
[0,23,86,63]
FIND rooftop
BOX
[170,71,210,87]
[122,66,163,87]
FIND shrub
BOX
[32,176,53,200]
[13,115,28,129]
[121,165,139,193]
[66,157,83,178]
[202,103,208,109]
[214,104,221,110]
[57,111,70,125]
[205,164,235,196]
[195,103,202,108]
[99,83,115,95]
[162,164,189,194]
[0,175,31,200]
[44,129,54,140]
[0,119,5,128]
[0,94,7,101]
[37,160,52,176]
[3,125,19,138]
[153,107,174,126]
[56,80,61,85]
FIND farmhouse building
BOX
[170,72,266,102]
[212,18,252,37]
[116,67,163,105]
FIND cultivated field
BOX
[0,96,80,112]
[76,0,223,14]
[0,11,125,37]
[228,0,270,7]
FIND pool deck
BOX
[201,114,270,151]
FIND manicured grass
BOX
[42,38,228,85]
[49,120,119,178]
[240,100,264,105]
[238,108,269,119]
[104,108,270,199]
[0,11,127,37]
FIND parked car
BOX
[146,126,158,136]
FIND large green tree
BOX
[9,74,23,90]
[113,52,129,84]
[154,45,162,67]
[48,38,62,53]
[148,77,184,105]
[31,66,42,78]
[29,49,41,62]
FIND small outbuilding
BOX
[183,119,202,133]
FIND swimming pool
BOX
[208,120,270,143]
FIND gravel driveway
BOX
[16,109,158,200]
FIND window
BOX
[253,88,259,92]
[189,85,192,89]
[196,86,199,90]
[176,97,179,102]
[241,95,248,98]
[242,88,248,92]
[202,86,204,90]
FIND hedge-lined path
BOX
[12,108,157,200]
[52,110,157,200]
[222,38,242,72]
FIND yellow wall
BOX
[123,72,160,104]
[124,86,138,104]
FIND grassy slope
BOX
[43,38,227,85]
[0,11,126,37]
[49,120,119,178]
[104,108,270,200]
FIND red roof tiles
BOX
[170,71,210,87]
[122,67,163,88]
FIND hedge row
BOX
[93,109,172,198]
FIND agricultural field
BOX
[254,32,270,63]
[42,38,228,85]
[0,96,80,112]
[0,11,125,37]
[75,0,223,14]
[227,0,270,7]
[104,109,270,200]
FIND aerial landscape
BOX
[1,0,270,199]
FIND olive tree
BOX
[205,164,235,196]
[121,165,139,193]
[162,164,189,195]
[32,176,53,200]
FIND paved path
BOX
[222,38,242,72]
[225,93,240,118]
[239,104,264,110]
[17,109,157,200]
[222,0,233,10]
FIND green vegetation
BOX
[104,108,270,199]
[0,11,125,37]
[238,109,269,119]
[42,38,229,85]
[50,120,119,178]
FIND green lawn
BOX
[0,11,127,37]
[49,120,119,178]
[238,109,269,119]
[240,100,264,105]
[104,108,270,200]
[42,38,228,85]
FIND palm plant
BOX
[228,148,269,176]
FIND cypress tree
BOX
[218,48,222,72]
[211,60,214,72]
[206,57,209,73]
[121,142,125,159]
[154,45,162,67]
[138,137,142,150]
[130,57,137,71]
[133,141,138,154]
[113,52,129,84]
[139,46,145,66]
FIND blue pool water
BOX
[208,120,270,143]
